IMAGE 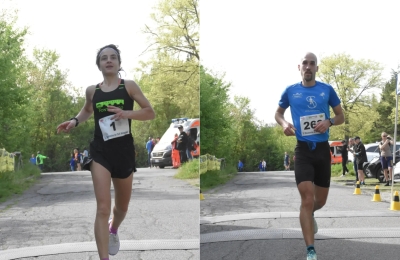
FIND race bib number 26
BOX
[99,115,129,141]
[300,113,325,136]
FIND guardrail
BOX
[200,154,225,174]
[0,148,15,173]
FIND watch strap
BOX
[69,117,79,127]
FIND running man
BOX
[275,52,344,260]
[57,44,155,260]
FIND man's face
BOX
[178,128,183,132]
[355,139,360,144]
[298,54,318,82]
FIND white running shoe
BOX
[307,249,317,260]
[313,215,318,234]
[299,206,318,234]
[108,218,120,256]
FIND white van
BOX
[151,118,200,168]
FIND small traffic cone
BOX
[353,181,361,195]
[371,185,381,202]
[200,189,204,200]
[390,191,400,211]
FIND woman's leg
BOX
[110,173,134,231]
[91,161,112,259]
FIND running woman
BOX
[275,52,344,260]
[56,44,155,260]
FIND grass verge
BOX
[200,165,237,192]
[0,163,41,203]
[330,163,400,191]
[174,159,200,187]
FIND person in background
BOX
[354,136,367,185]
[347,138,358,183]
[171,133,181,168]
[379,132,394,186]
[284,152,290,171]
[36,151,49,171]
[146,137,153,168]
[340,140,349,177]
[29,154,36,165]
[83,147,89,165]
[70,153,76,171]
[238,160,244,172]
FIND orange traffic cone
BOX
[390,191,400,211]
[371,185,381,202]
[353,181,361,195]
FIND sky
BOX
[1,0,160,90]
[200,0,400,124]
[3,0,400,126]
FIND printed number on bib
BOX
[99,115,129,141]
[300,113,325,136]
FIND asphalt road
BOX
[200,171,400,260]
[0,167,199,260]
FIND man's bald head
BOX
[298,52,319,85]
[300,52,318,65]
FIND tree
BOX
[200,66,232,158]
[143,0,199,61]
[0,13,28,149]
[318,53,384,141]
[132,0,200,166]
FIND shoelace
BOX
[110,234,119,244]
[307,249,316,258]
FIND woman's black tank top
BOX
[92,79,134,142]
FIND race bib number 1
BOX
[300,113,325,136]
[99,115,129,141]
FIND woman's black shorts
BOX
[83,136,136,179]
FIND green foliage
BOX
[144,0,199,60]
[200,66,232,159]
[200,67,298,172]
[0,13,28,149]
[133,0,200,166]
[318,53,384,141]
[174,159,199,179]
[1,0,200,171]
[0,162,41,202]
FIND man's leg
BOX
[298,182,329,246]
[298,181,316,246]
[354,161,358,182]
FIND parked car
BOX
[348,142,400,164]
[363,150,400,183]
[393,161,400,183]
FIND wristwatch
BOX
[70,117,79,127]
[328,118,334,127]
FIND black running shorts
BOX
[294,140,331,188]
[83,136,136,179]
[356,160,366,171]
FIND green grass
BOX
[331,163,356,177]
[174,159,200,180]
[330,162,400,191]
[0,163,41,203]
[200,165,237,192]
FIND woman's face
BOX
[98,48,120,75]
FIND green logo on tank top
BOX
[96,99,124,112]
